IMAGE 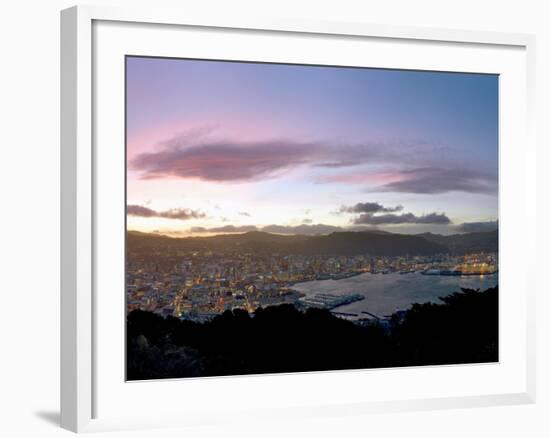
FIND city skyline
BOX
[126,56,498,237]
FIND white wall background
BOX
[0,0,547,436]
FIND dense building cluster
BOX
[126,248,497,322]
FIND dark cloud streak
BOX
[127,204,205,220]
[373,167,497,195]
[353,212,451,225]
[340,202,403,214]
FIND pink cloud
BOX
[127,119,293,161]
[315,171,405,185]
[316,167,497,195]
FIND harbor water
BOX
[292,272,498,318]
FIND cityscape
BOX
[127,236,498,326]
[125,56,499,379]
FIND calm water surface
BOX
[292,272,498,317]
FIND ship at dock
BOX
[299,292,365,310]
[314,272,361,281]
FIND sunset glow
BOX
[126,57,498,237]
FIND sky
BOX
[126,56,499,237]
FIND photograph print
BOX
[126,56,499,380]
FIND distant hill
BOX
[289,231,446,256]
[127,229,498,256]
[418,230,498,254]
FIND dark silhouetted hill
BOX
[418,230,498,254]
[127,229,466,256]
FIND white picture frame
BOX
[60,4,537,433]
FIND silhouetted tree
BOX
[127,286,498,380]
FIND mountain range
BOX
[127,229,498,256]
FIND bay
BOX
[292,272,499,318]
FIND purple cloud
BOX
[127,204,205,220]
[130,139,324,182]
[128,133,408,183]
[130,132,496,197]
[353,212,451,225]
[127,205,158,217]
[339,202,403,214]
[373,167,497,195]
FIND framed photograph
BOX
[61,5,536,433]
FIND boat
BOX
[331,272,361,280]
[421,269,441,275]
